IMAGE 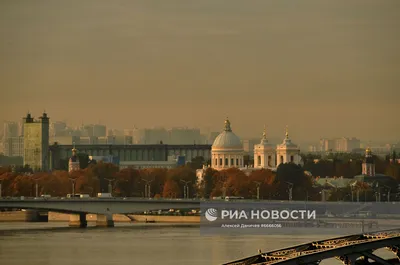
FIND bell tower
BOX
[254,126,276,169]
[362,147,375,176]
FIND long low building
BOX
[49,143,211,170]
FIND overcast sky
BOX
[0,0,399,142]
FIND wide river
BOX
[0,222,394,265]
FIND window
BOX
[268,156,272,167]
[236,158,239,165]
[225,158,228,166]
[280,156,284,163]
[215,159,218,166]
[219,158,222,166]
[290,156,294,163]
[257,156,261,166]
[231,158,234,166]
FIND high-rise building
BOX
[93,124,106,137]
[50,121,67,136]
[319,138,335,152]
[3,136,24,157]
[319,137,360,152]
[168,127,202,144]
[207,132,220,145]
[335,137,360,152]
[23,112,50,171]
[3,122,19,139]
[242,138,260,155]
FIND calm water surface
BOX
[0,223,392,265]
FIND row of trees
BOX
[1,152,400,200]
[301,153,400,180]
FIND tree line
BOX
[0,153,399,201]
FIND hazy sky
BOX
[1,0,399,142]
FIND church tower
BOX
[362,147,375,176]
[254,126,276,169]
[68,144,80,172]
[276,126,301,166]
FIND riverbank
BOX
[1,211,400,227]
[0,211,200,223]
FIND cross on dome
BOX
[366,147,372,156]
[224,117,232,132]
[285,125,289,139]
[260,125,269,145]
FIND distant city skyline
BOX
[1,0,399,142]
[1,117,397,147]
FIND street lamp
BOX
[35,180,39,198]
[141,178,153,198]
[350,181,358,202]
[253,181,261,200]
[374,182,381,202]
[105,178,115,194]
[68,178,77,197]
[180,180,191,199]
[383,184,391,202]
[286,182,293,201]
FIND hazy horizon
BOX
[1,0,399,142]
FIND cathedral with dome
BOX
[197,118,303,180]
[211,119,244,170]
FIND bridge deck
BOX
[223,229,400,265]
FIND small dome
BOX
[212,118,243,150]
[277,127,299,150]
[69,146,79,162]
[256,126,274,149]
[212,131,242,149]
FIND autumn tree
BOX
[162,179,181,198]
[11,174,34,196]
[0,172,16,196]
[385,164,400,182]
[0,166,12,175]
[89,162,119,193]
[248,169,275,199]
[223,168,251,197]
[114,168,141,197]
[166,166,197,198]
[71,169,100,196]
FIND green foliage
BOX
[202,168,215,199]
[78,153,90,169]
[385,164,400,182]
[187,156,205,170]
[0,155,23,167]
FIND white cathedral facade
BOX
[197,118,302,179]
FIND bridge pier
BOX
[69,213,87,228]
[96,214,114,227]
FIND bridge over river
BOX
[1,198,399,228]
[223,229,400,265]
[0,197,200,227]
